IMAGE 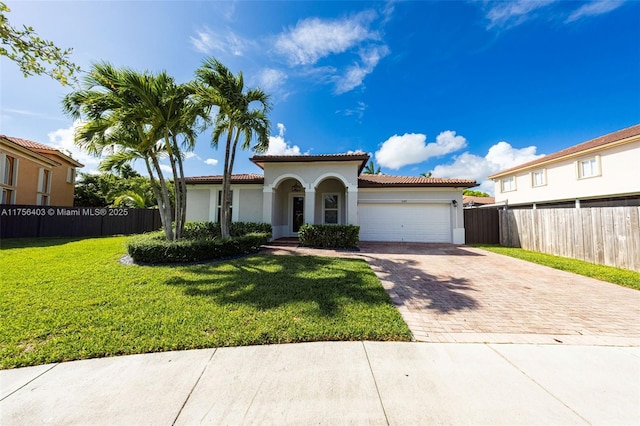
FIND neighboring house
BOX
[488,124,640,208]
[0,135,84,206]
[185,153,476,243]
[463,196,495,208]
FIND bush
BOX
[126,231,271,264]
[298,224,359,249]
[182,221,272,239]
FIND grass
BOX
[473,245,640,290]
[0,237,412,369]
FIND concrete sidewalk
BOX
[2,342,639,425]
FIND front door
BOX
[292,196,304,233]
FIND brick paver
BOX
[262,242,640,345]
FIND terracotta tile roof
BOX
[184,174,265,184]
[489,124,640,178]
[185,173,477,188]
[1,135,56,151]
[463,196,495,205]
[358,174,477,188]
[251,153,370,173]
[0,134,84,167]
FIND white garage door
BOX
[358,203,451,243]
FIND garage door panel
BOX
[358,204,451,243]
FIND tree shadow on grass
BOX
[0,236,91,250]
[164,254,396,317]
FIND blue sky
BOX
[1,0,638,194]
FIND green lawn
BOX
[0,237,411,369]
[473,245,640,290]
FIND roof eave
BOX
[489,132,640,179]
[0,137,61,167]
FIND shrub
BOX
[298,224,360,249]
[126,231,271,264]
[182,221,272,239]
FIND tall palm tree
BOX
[195,58,271,238]
[362,160,381,175]
[63,62,201,240]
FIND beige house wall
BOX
[494,141,640,205]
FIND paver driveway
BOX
[263,242,640,345]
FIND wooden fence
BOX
[499,207,640,272]
[0,205,162,239]
[464,208,500,244]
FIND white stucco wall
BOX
[185,189,211,222]
[237,188,264,222]
[263,161,359,189]
[185,184,264,222]
[494,141,640,205]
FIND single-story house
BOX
[185,153,477,243]
[0,135,84,206]
[488,124,640,209]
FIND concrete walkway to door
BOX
[262,242,640,346]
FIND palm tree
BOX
[63,62,201,240]
[363,160,381,175]
[420,171,433,177]
[195,58,271,238]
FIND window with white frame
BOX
[1,154,18,204]
[66,167,76,183]
[501,176,516,192]
[217,190,233,222]
[37,168,52,206]
[577,157,600,179]
[323,193,339,224]
[532,169,546,187]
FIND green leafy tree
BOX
[195,58,271,238]
[74,171,160,208]
[0,2,80,85]
[463,189,491,197]
[362,160,381,175]
[112,191,147,208]
[64,63,201,239]
[420,171,433,177]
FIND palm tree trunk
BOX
[172,135,188,240]
[220,125,234,239]
[144,157,172,239]
[151,155,174,241]
[164,132,182,240]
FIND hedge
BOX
[298,224,359,249]
[126,232,271,264]
[182,221,272,240]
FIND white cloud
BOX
[565,0,624,23]
[335,45,389,94]
[484,0,557,29]
[266,123,305,155]
[205,158,219,166]
[431,141,544,195]
[184,152,200,160]
[159,164,173,174]
[256,68,287,91]
[273,10,390,93]
[47,121,101,173]
[190,27,252,56]
[274,12,379,66]
[375,130,467,169]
